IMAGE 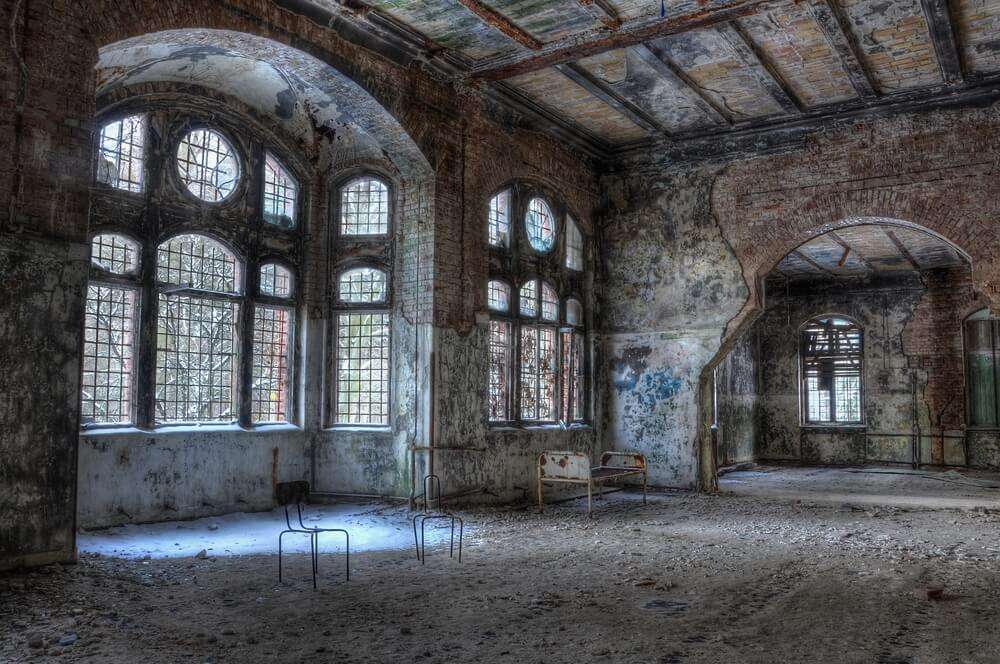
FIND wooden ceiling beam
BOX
[803,0,879,100]
[555,62,665,134]
[920,0,964,84]
[631,43,732,126]
[716,22,803,114]
[455,0,543,50]
[468,0,779,81]
[827,230,876,274]
[883,228,924,271]
[792,249,837,276]
[575,0,621,30]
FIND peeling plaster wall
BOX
[715,328,760,467]
[600,169,748,489]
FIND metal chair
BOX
[294,503,350,581]
[411,475,464,564]
[278,503,350,588]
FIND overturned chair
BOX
[537,451,647,517]
[278,503,350,589]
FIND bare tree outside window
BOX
[525,197,555,252]
[488,189,511,247]
[489,320,512,421]
[565,215,583,270]
[259,263,292,298]
[252,305,293,423]
[335,313,390,425]
[340,177,389,235]
[339,267,387,303]
[520,325,557,421]
[263,153,297,228]
[81,285,137,425]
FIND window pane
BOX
[336,313,390,425]
[488,189,511,247]
[561,330,585,423]
[339,267,388,303]
[96,115,145,193]
[155,295,239,423]
[834,375,861,423]
[525,198,555,252]
[80,285,136,424]
[259,263,293,298]
[489,320,512,421]
[565,298,583,326]
[519,279,538,317]
[806,376,831,422]
[341,177,389,235]
[967,319,997,427]
[157,234,240,294]
[541,282,558,321]
[487,280,510,312]
[566,216,583,270]
[252,305,293,423]
[91,234,140,275]
[176,128,240,202]
[520,326,557,421]
[263,153,297,228]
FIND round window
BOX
[525,197,556,252]
[176,128,240,202]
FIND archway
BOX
[698,218,982,492]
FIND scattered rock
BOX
[917,586,944,601]
[28,635,44,649]
[195,550,208,559]
[58,634,77,647]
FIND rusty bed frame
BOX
[537,451,647,517]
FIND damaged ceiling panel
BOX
[836,0,942,92]
[953,0,1000,73]
[484,0,599,40]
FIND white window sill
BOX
[323,425,392,434]
[81,422,301,437]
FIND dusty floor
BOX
[4,471,1000,663]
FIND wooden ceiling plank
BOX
[792,249,836,276]
[454,0,544,50]
[468,0,779,81]
[575,0,621,30]
[883,228,924,271]
[555,62,665,134]
[827,230,876,273]
[802,0,879,100]
[919,0,964,84]
[631,43,733,126]
[716,22,803,114]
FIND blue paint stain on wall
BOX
[612,362,640,394]
[636,369,684,409]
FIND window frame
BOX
[335,173,393,240]
[172,123,246,207]
[94,113,148,196]
[261,150,300,230]
[963,309,1000,429]
[329,262,393,429]
[798,314,865,427]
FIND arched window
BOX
[965,309,1000,427]
[85,107,301,430]
[333,267,390,426]
[488,189,511,247]
[525,197,556,252]
[486,184,589,426]
[800,316,863,425]
[96,115,146,193]
[81,234,141,425]
[262,153,298,228]
[340,176,389,235]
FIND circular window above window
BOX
[525,197,556,252]
[176,128,240,203]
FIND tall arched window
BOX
[800,316,863,425]
[333,267,390,425]
[340,176,390,236]
[85,107,301,429]
[486,182,589,426]
[965,309,1000,427]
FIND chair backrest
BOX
[600,451,646,470]
[538,451,591,480]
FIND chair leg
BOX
[537,468,544,513]
[643,471,647,505]
[311,533,317,591]
[449,518,455,558]
[278,531,284,583]
[344,531,350,582]
[458,518,464,563]
[587,482,593,518]
[412,514,422,561]
[420,518,428,566]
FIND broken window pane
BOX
[252,305,293,423]
[800,316,863,425]
[525,197,555,252]
[155,295,239,423]
[81,285,137,425]
[339,267,387,303]
[177,128,240,202]
[335,313,390,425]
[96,115,145,193]
[341,177,389,235]
[488,189,511,247]
[489,320,512,422]
[262,152,297,228]
[520,325,557,421]
[566,215,583,270]
[157,234,240,294]
[91,233,140,275]
[540,282,559,322]
[519,279,538,317]
[561,330,585,423]
[259,263,293,298]
[565,298,583,327]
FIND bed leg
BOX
[643,470,647,505]
[587,481,592,518]
[537,467,544,514]
[597,481,603,499]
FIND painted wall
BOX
[715,328,760,467]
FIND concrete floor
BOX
[721,465,1000,511]
[4,469,1000,662]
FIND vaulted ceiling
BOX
[293,0,1000,158]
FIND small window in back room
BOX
[800,316,863,425]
